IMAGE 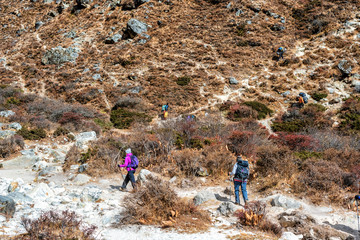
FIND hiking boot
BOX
[235,202,240,205]
[131,182,138,193]
[119,186,127,192]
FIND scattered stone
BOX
[0,195,16,217]
[32,161,48,171]
[279,232,303,240]
[104,33,122,44]
[43,0,54,3]
[28,183,55,200]
[8,122,21,130]
[338,60,352,77]
[35,21,44,29]
[278,211,316,228]
[80,186,102,202]
[217,202,237,216]
[7,182,19,193]
[282,91,290,97]
[0,110,15,118]
[229,77,238,85]
[123,19,148,39]
[137,169,152,183]
[0,130,16,139]
[92,74,101,81]
[271,195,301,209]
[78,163,88,173]
[41,46,81,65]
[329,98,341,104]
[76,0,93,8]
[169,176,177,184]
[235,9,243,16]
[193,191,216,205]
[75,131,97,149]
[7,192,33,204]
[226,2,231,8]
[196,167,209,177]
[73,174,91,185]
[270,24,285,31]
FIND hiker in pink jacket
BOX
[118,148,137,191]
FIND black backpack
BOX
[235,160,249,180]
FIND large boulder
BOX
[217,202,238,216]
[193,191,216,206]
[8,122,22,130]
[271,195,302,209]
[41,46,81,65]
[137,169,153,183]
[279,232,303,240]
[104,33,122,44]
[338,60,352,77]
[27,183,55,200]
[75,131,96,149]
[80,186,102,202]
[7,192,33,204]
[73,174,91,185]
[351,79,360,93]
[0,195,16,217]
[0,130,16,139]
[123,19,148,39]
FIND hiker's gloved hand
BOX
[118,164,121,168]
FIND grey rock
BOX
[169,176,177,184]
[279,232,303,240]
[75,131,97,149]
[78,163,88,173]
[8,122,21,130]
[338,60,352,76]
[80,186,102,202]
[282,91,290,97]
[138,39,147,44]
[193,191,216,206]
[235,9,243,16]
[217,202,237,216]
[137,169,152,183]
[124,19,148,39]
[0,196,16,217]
[104,33,122,44]
[32,161,48,171]
[73,174,91,185]
[226,2,231,8]
[229,77,238,85]
[0,110,15,118]
[92,74,101,81]
[43,0,54,3]
[196,167,209,177]
[42,46,80,65]
[329,98,341,104]
[27,183,55,200]
[76,0,93,8]
[130,86,142,93]
[64,30,77,38]
[327,87,335,94]
[0,130,16,139]
[270,24,285,31]
[7,192,33,204]
[246,20,252,25]
[271,195,301,209]
[35,21,44,29]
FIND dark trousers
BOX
[122,170,136,189]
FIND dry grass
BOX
[120,175,211,232]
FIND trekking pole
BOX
[229,174,232,203]
[356,195,360,238]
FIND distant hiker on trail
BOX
[229,156,249,205]
[276,47,286,60]
[161,103,169,120]
[118,148,138,192]
[296,92,308,108]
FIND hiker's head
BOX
[236,155,243,162]
[279,47,283,51]
[126,148,132,154]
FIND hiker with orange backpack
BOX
[118,148,138,192]
[161,103,169,120]
[296,92,308,108]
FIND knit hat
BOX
[125,148,132,154]
[236,155,242,161]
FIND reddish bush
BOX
[59,112,84,125]
[271,133,318,151]
[228,130,257,157]
[227,104,258,121]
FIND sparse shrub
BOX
[110,108,152,129]
[6,97,21,106]
[17,127,46,140]
[227,104,258,121]
[53,127,70,137]
[235,201,282,236]
[306,103,326,112]
[173,149,202,177]
[0,135,24,158]
[121,175,210,231]
[190,137,203,149]
[21,210,96,240]
[270,133,318,151]
[94,118,113,131]
[176,76,191,86]
[114,96,141,109]
[311,92,328,101]
[236,23,246,37]
[293,151,323,160]
[243,101,273,120]
[271,120,306,132]
[58,112,83,125]
[63,145,81,171]
[338,97,360,132]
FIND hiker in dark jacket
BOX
[276,47,286,60]
[229,156,249,205]
[118,148,137,191]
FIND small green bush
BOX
[17,128,46,140]
[190,138,203,149]
[236,23,246,37]
[6,97,21,105]
[311,92,328,101]
[175,133,185,149]
[53,127,70,137]
[94,118,113,131]
[176,76,191,86]
[110,108,152,129]
[243,101,273,119]
[271,120,306,132]
[294,151,323,160]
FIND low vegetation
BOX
[20,210,97,240]
[121,175,211,232]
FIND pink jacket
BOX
[118,153,135,171]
